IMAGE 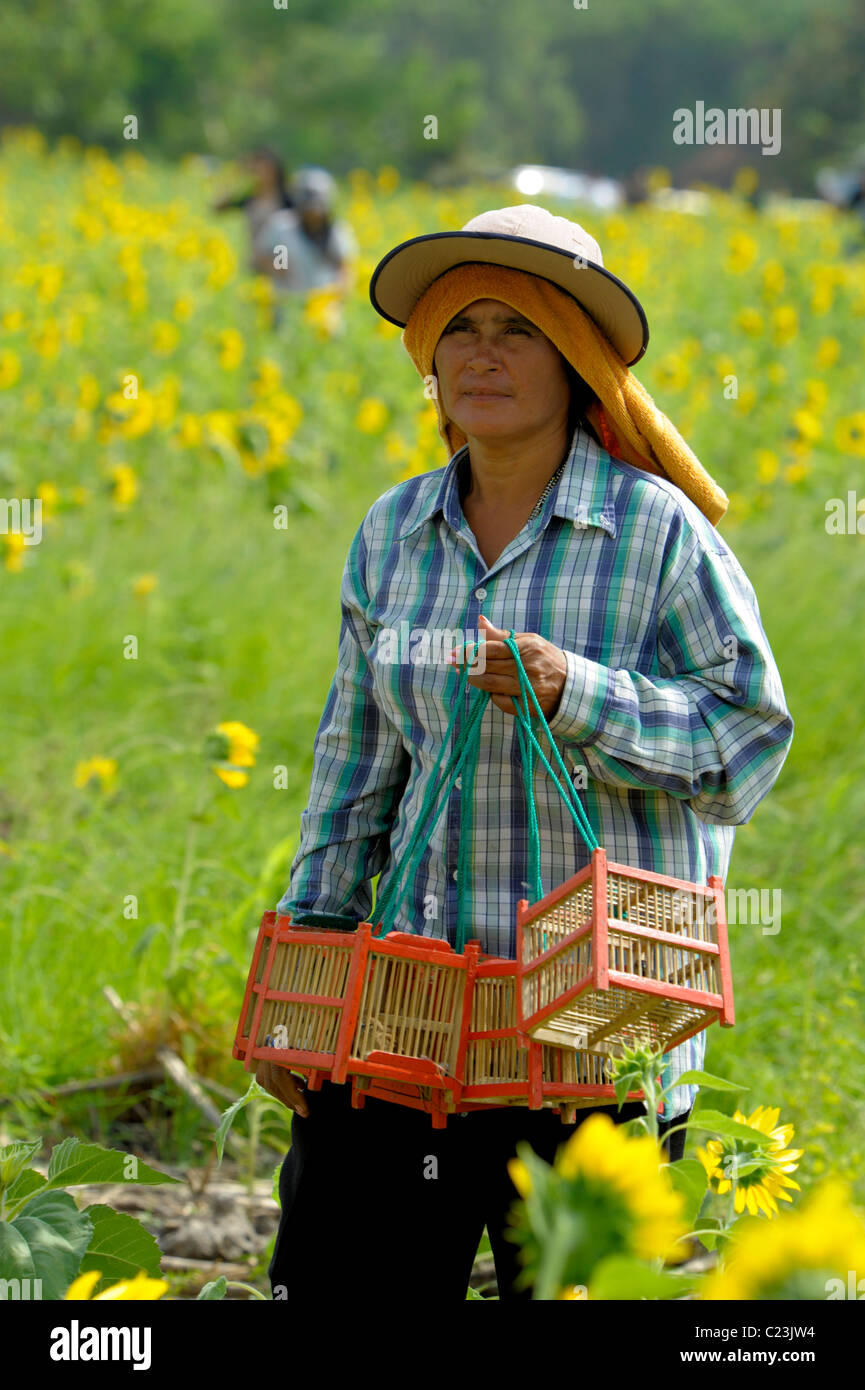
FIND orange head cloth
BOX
[400,262,728,526]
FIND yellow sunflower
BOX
[815,336,841,369]
[74,757,118,792]
[701,1178,865,1301]
[696,1103,802,1216]
[355,396,389,434]
[508,1111,687,1296]
[109,463,139,509]
[304,288,343,339]
[772,304,799,344]
[835,413,865,456]
[66,1269,168,1301]
[206,720,260,789]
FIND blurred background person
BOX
[815,152,865,255]
[213,147,294,276]
[265,166,356,295]
[257,166,357,331]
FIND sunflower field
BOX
[1,126,865,1268]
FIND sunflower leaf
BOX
[589,1254,698,1301]
[666,1158,708,1228]
[674,1070,748,1092]
[686,1109,777,1145]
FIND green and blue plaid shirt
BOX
[280,422,794,1118]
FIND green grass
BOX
[697,493,865,1193]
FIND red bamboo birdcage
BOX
[234,914,477,1124]
[516,847,734,1055]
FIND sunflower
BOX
[772,304,799,344]
[0,348,21,389]
[206,721,260,789]
[725,232,758,274]
[109,463,139,508]
[74,757,118,793]
[736,307,764,337]
[355,396,389,434]
[65,1269,168,1301]
[792,408,821,443]
[696,1104,802,1217]
[304,288,343,339]
[755,449,779,484]
[651,352,690,393]
[760,260,785,298]
[834,413,865,456]
[132,572,158,599]
[3,533,26,572]
[701,1178,865,1300]
[815,336,841,369]
[508,1112,687,1296]
[217,327,245,371]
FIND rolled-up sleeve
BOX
[546,533,794,825]
[278,518,411,922]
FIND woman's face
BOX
[432,298,571,445]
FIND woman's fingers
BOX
[467,672,522,692]
[256,1061,310,1117]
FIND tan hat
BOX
[369,204,649,366]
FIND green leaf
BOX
[0,1191,93,1300]
[215,1076,274,1165]
[686,1109,773,1144]
[0,1140,43,1191]
[689,1219,722,1252]
[4,1167,47,1211]
[465,1285,486,1299]
[612,1067,642,1109]
[131,924,162,958]
[666,1158,709,1230]
[44,1139,181,1193]
[674,1070,748,1092]
[197,1276,228,1300]
[589,1253,699,1301]
[534,1210,581,1302]
[0,1222,34,1282]
[721,1153,772,1179]
[271,1161,283,1211]
[76,1205,164,1295]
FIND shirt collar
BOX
[395,422,618,542]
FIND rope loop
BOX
[373,629,600,947]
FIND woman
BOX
[257,204,794,1300]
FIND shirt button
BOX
[452,870,459,881]
[474,587,487,600]
[573,517,586,530]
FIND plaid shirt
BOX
[280,423,794,1118]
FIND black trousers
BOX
[268,1078,692,1301]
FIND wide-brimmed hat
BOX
[369,204,649,366]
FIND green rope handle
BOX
[372,649,488,935]
[373,630,600,946]
[502,634,600,854]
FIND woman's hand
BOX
[458,613,568,719]
[255,1060,310,1118]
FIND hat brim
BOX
[369,230,649,366]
